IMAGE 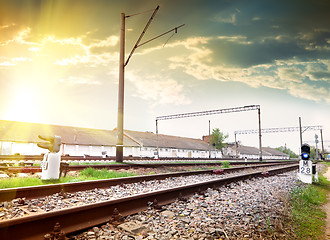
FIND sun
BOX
[4,87,41,123]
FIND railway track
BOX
[3,160,297,173]
[0,162,290,202]
[0,163,298,240]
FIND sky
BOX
[0,0,329,155]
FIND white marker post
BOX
[38,135,62,180]
[298,160,313,184]
[297,143,318,184]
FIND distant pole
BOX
[315,134,319,160]
[299,117,303,151]
[208,120,211,158]
[235,133,238,158]
[156,119,159,158]
[116,12,125,163]
[321,129,325,159]
[258,108,262,161]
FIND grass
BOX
[68,161,124,165]
[289,164,330,239]
[0,168,136,189]
[221,160,230,168]
[78,167,134,180]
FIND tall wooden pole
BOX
[321,129,325,159]
[116,13,125,162]
[156,120,159,158]
[209,120,211,158]
[235,133,238,158]
[258,108,262,161]
[299,117,303,152]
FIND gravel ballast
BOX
[72,170,299,240]
[0,166,300,239]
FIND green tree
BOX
[309,146,322,160]
[276,146,298,159]
[210,128,229,155]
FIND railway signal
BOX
[37,135,62,180]
[301,143,310,160]
[37,135,61,153]
[298,143,317,184]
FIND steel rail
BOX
[66,160,297,170]
[0,164,298,240]
[0,155,293,161]
[4,160,298,173]
[0,163,290,202]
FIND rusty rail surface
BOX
[4,160,298,174]
[0,154,297,162]
[0,164,298,240]
[0,163,289,202]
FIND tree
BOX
[276,146,298,159]
[310,146,322,160]
[210,128,229,155]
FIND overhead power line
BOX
[234,125,323,135]
[156,105,260,121]
[156,105,263,161]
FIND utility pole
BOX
[320,129,325,160]
[234,133,238,158]
[116,13,125,162]
[258,107,262,161]
[315,134,319,160]
[299,117,303,151]
[116,6,185,162]
[156,119,159,159]
[208,120,211,158]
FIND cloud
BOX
[59,76,101,85]
[0,23,119,71]
[213,13,237,24]
[89,36,119,48]
[126,72,191,106]
[277,67,304,83]
[297,28,330,51]
[217,35,253,45]
[167,37,330,104]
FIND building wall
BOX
[0,141,47,155]
[0,140,285,159]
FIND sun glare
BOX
[4,87,41,123]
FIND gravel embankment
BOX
[71,170,299,240]
[0,166,300,239]
[1,166,287,220]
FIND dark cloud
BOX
[159,0,330,67]
[309,71,330,80]
[1,0,329,68]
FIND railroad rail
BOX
[0,162,290,202]
[0,154,296,162]
[3,160,298,174]
[0,163,298,240]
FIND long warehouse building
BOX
[0,120,287,159]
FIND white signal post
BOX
[38,135,62,180]
[297,143,318,184]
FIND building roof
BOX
[124,129,210,151]
[262,147,289,156]
[0,120,286,154]
[0,120,137,146]
[235,145,288,157]
[0,120,209,150]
